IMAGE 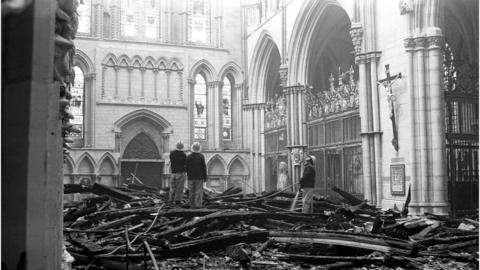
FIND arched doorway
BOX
[251,32,289,192]
[121,132,163,188]
[114,109,172,188]
[288,1,362,198]
[443,0,479,216]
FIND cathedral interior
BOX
[2,0,479,269]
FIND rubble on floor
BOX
[63,182,479,269]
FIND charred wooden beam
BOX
[269,231,417,256]
[276,254,386,264]
[158,230,268,258]
[91,183,136,202]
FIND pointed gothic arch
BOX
[227,155,249,175]
[131,55,143,68]
[287,0,353,85]
[118,54,131,67]
[207,154,227,175]
[189,59,217,82]
[144,56,156,69]
[74,49,95,74]
[76,152,96,174]
[123,132,161,159]
[248,31,281,102]
[102,53,118,66]
[218,61,243,84]
[157,57,168,70]
[98,152,118,174]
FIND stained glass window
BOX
[77,0,92,34]
[222,77,232,140]
[188,0,210,44]
[121,0,136,37]
[70,66,84,138]
[194,74,207,140]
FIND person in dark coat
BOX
[169,141,187,204]
[299,156,316,213]
[186,142,207,208]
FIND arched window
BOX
[222,77,232,141]
[144,0,160,39]
[188,0,211,44]
[77,0,92,35]
[71,66,85,142]
[194,74,208,140]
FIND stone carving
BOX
[279,64,288,86]
[443,43,479,93]
[55,0,80,159]
[403,37,415,50]
[427,36,443,48]
[349,23,363,55]
[305,66,359,120]
[264,93,287,129]
[399,0,413,15]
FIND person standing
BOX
[299,156,316,213]
[169,141,187,204]
[186,142,207,208]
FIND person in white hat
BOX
[299,155,316,213]
[169,141,187,204]
[186,142,207,208]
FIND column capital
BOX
[243,102,266,111]
[234,83,244,91]
[399,0,414,15]
[283,85,305,94]
[127,66,134,72]
[364,51,382,63]
[84,73,96,80]
[187,78,196,85]
[113,65,121,71]
[139,67,146,73]
[403,37,416,51]
[349,22,363,55]
[354,54,368,64]
[426,36,444,49]
[165,69,172,74]
[279,64,288,87]
[414,36,427,50]
[153,68,160,74]
[206,81,223,88]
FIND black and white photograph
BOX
[2,0,479,269]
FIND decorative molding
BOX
[97,98,188,108]
[414,37,427,49]
[426,36,443,49]
[264,94,286,129]
[279,64,288,87]
[349,22,363,55]
[305,66,359,120]
[207,81,223,88]
[243,103,266,111]
[399,0,413,15]
[403,37,415,50]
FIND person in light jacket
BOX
[186,142,207,208]
[299,156,316,213]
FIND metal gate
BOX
[445,92,479,216]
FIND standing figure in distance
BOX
[299,156,316,213]
[169,141,187,204]
[186,142,207,208]
[277,161,289,190]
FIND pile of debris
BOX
[63,182,479,269]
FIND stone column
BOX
[357,55,373,203]
[178,71,184,102]
[369,53,383,207]
[161,133,170,154]
[140,67,146,101]
[114,131,122,152]
[235,84,244,147]
[101,66,107,98]
[166,70,171,102]
[84,73,96,148]
[114,65,120,99]
[127,67,133,101]
[427,32,449,214]
[259,105,265,191]
[414,37,429,204]
[403,36,421,214]
[93,2,103,38]
[188,79,196,144]
[153,68,159,102]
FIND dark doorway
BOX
[121,132,164,188]
[120,161,164,188]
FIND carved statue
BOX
[55,0,80,160]
[277,161,289,190]
[195,101,205,116]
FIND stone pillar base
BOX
[409,202,450,216]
